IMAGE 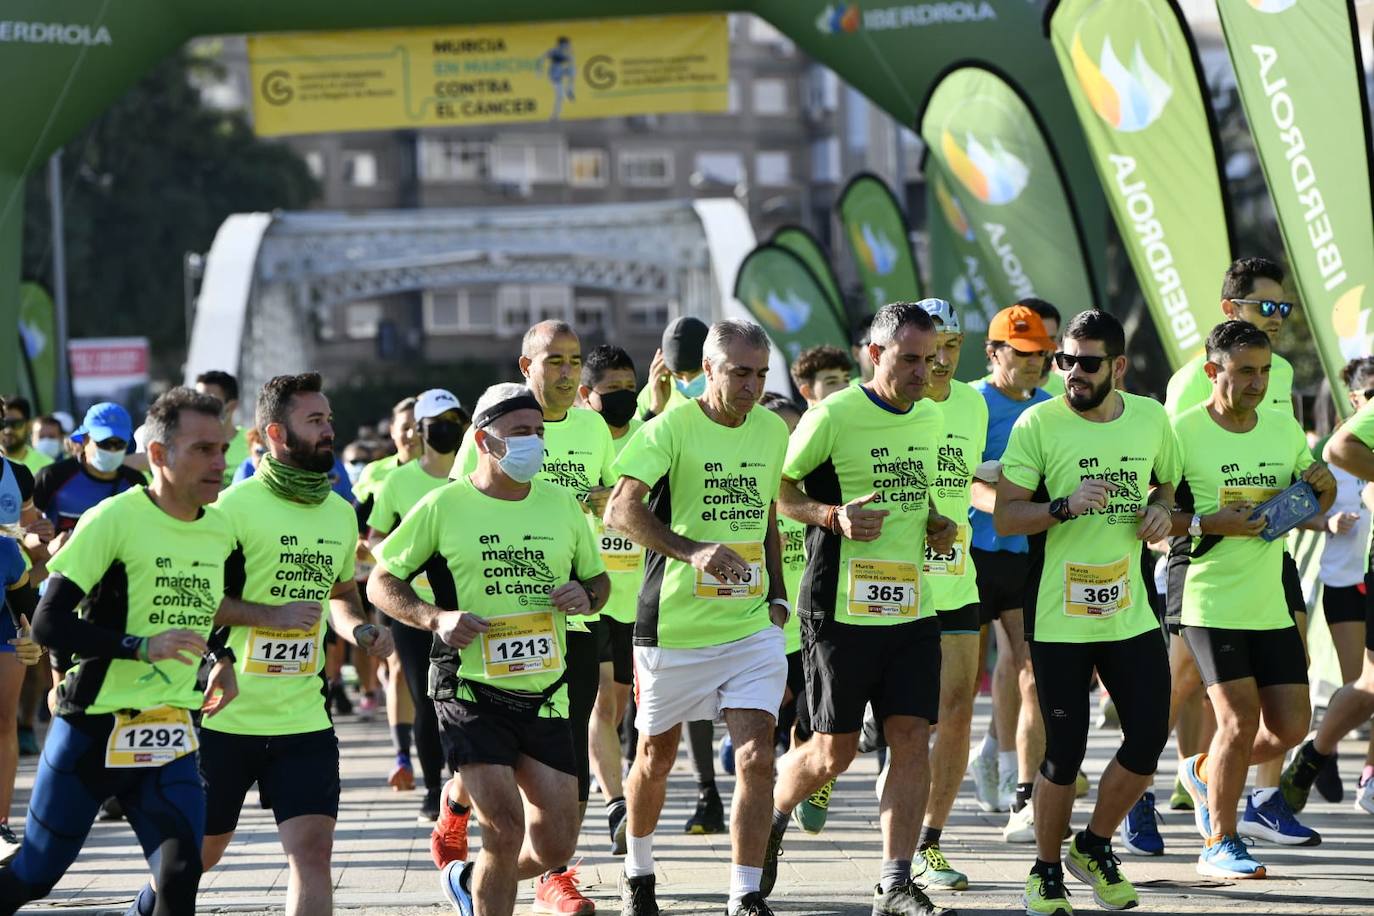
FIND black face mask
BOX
[596,389,638,428]
[423,420,464,455]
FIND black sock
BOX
[1077,827,1110,850]
[1031,859,1062,880]
[1295,740,1332,788]
[1013,781,1034,812]
[772,808,791,836]
[391,723,412,758]
[919,825,942,849]
[606,795,626,811]
[446,790,469,816]
[698,778,717,794]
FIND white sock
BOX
[977,733,997,760]
[728,863,763,910]
[625,832,655,878]
[999,751,1018,781]
[1251,786,1279,806]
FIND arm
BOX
[32,574,205,664]
[368,564,490,650]
[1325,427,1374,481]
[993,477,1054,537]
[970,480,997,515]
[550,571,612,617]
[213,596,320,631]
[777,478,829,528]
[764,504,785,605]
[326,579,393,658]
[605,476,699,563]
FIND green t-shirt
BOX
[614,401,789,649]
[222,427,251,490]
[48,488,231,716]
[367,460,452,604]
[205,478,357,736]
[924,380,988,612]
[10,446,53,476]
[1000,392,1180,644]
[783,384,942,627]
[1040,372,1066,396]
[599,418,646,625]
[778,514,806,654]
[353,453,402,506]
[636,382,691,420]
[374,476,605,715]
[1343,399,1374,448]
[1173,405,1314,630]
[1165,351,1294,418]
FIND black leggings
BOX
[566,626,601,803]
[1029,628,1170,785]
[390,618,445,793]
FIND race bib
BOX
[923,525,969,578]
[244,626,318,677]
[599,529,643,573]
[105,706,197,768]
[1064,557,1132,618]
[693,542,764,599]
[846,558,920,618]
[482,611,562,679]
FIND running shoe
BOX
[720,735,735,776]
[760,823,785,897]
[534,867,595,915]
[388,758,415,792]
[1238,792,1320,847]
[1279,741,1320,813]
[998,769,1017,812]
[872,878,949,915]
[794,778,834,834]
[609,800,628,856]
[1023,869,1073,916]
[1002,801,1035,843]
[1178,754,1211,840]
[439,861,474,916]
[329,681,353,716]
[430,788,471,868]
[1074,770,1090,799]
[419,785,441,823]
[1118,792,1163,857]
[98,797,125,822]
[726,892,774,916]
[357,691,378,721]
[968,752,1001,812]
[683,784,725,835]
[1356,772,1374,815]
[16,727,38,757]
[1314,750,1343,803]
[0,824,19,865]
[1095,695,1119,731]
[620,873,659,916]
[1196,833,1265,879]
[1065,836,1138,911]
[914,844,968,891]
[1168,775,1192,811]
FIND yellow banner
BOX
[248,15,729,136]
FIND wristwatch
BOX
[1188,514,1203,538]
[1049,497,1075,522]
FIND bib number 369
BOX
[1064,557,1132,619]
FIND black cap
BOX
[662,317,709,372]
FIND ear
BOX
[577,384,592,403]
[264,420,288,449]
[147,440,168,470]
[1203,360,1220,382]
[867,342,883,366]
[1221,298,1239,320]
[518,355,533,379]
[798,382,816,403]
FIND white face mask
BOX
[33,438,62,460]
[487,433,544,483]
[88,447,125,473]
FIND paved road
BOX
[18,698,1374,915]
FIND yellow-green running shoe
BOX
[794,778,835,835]
[1023,869,1073,915]
[914,844,968,891]
[1074,770,1090,799]
[1066,836,1138,911]
[1169,775,1193,811]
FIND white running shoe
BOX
[968,753,1002,812]
[1003,801,1036,843]
[1356,775,1374,815]
[998,769,1018,812]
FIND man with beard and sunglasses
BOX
[995,310,1178,916]
[130,373,396,916]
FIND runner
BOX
[194,371,250,490]
[1016,299,1065,397]
[1,397,53,476]
[27,415,64,464]
[638,316,709,420]
[995,309,1177,915]
[0,387,307,915]
[0,530,42,863]
[1170,321,1333,877]
[764,301,959,916]
[789,346,854,407]
[33,402,146,537]
[369,383,609,916]
[353,397,420,518]
[606,319,791,916]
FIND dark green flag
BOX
[734,244,852,364]
[837,173,923,314]
[771,225,846,326]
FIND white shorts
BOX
[633,625,787,737]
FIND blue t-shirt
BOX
[32,458,143,533]
[0,539,24,589]
[232,455,355,502]
[969,379,1052,554]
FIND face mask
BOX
[488,433,544,483]
[89,446,125,473]
[595,389,638,428]
[33,438,62,460]
[675,373,707,398]
[423,420,464,455]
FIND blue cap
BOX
[72,402,133,445]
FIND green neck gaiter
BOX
[256,455,331,506]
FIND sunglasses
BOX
[1231,298,1294,318]
[1053,352,1110,374]
[0,419,24,429]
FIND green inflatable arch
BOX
[0,0,1104,390]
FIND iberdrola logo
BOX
[1071,31,1173,132]
[1330,285,1371,359]
[1248,0,1297,11]
[816,3,862,34]
[849,222,899,276]
[750,289,812,334]
[933,173,974,242]
[941,129,1029,205]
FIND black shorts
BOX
[802,614,941,734]
[199,727,341,835]
[1182,624,1308,688]
[1323,583,1366,625]
[972,548,1029,621]
[434,697,577,777]
[1168,547,1306,634]
[600,618,635,686]
[937,602,981,635]
[1282,552,1306,618]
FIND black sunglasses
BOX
[1053,352,1110,374]
[1231,298,1294,318]
[0,418,25,429]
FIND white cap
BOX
[415,388,463,421]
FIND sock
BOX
[625,833,655,878]
[607,795,626,812]
[544,865,568,879]
[1293,740,1332,789]
[1076,827,1109,850]
[698,777,717,793]
[1013,782,1034,812]
[1196,752,1209,784]
[1250,786,1279,806]
[728,863,762,910]
[607,796,626,829]
[771,808,791,836]
[133,883,156,916]
[919,825,942,850]
[447,792,470,817]
[1031,858,1062,880]
[998,751,1017,781]
[978,733,997,760]
[878,859,911,894]
[391,723,412,757]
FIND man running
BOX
[1,397,52,477]
[639,317,710,420]
[606,320,791,916]
[764,302,958,916]
[995,309,1177,915]
[194,371,250,489]
[370,383,609,916]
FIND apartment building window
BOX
[752,78,789,116]
[303,150,326,181]
[811,137,841,183]
[755,151,791,187]
[497,284,571,336]
[345,300,383,339]
[424,288,496,334]
[574,295,609,333]
[569,149,608,188]
[341,151,379,187]
[619,150,675,187]
[626,298,671,332]
[694,152,745,185]
[491,140,566,186]
[418,138,489,182]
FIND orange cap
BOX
[988,305,1055,353]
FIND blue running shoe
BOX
[1179,754,1211,841]
[720,735,736,776]
[1119,791,1164,856]
[440,860,474,916]
[1238,792,1321,847]
[1196,833,1265,879]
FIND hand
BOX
[47,531,69,556]
[8,615,41,666]
[837,492,889,542]
[23,518,53,542]
[435,610,489,650]
[273,601,322,633]
[768,599,789,629]
[648,349,672,414]
[355,539,374,564]
[1302,461,1336,497]
[925,512,958,554]
[1135,504,1172,542]
[201,657,238,717]
[550,581,592,616]
[689,543,752,585]
[582,486,612,519]
[355,623,395,659]
[1205,503,1268,537]
[1067,478,1119,517]
[1328,511,1360,536]
[144,629,208,665]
